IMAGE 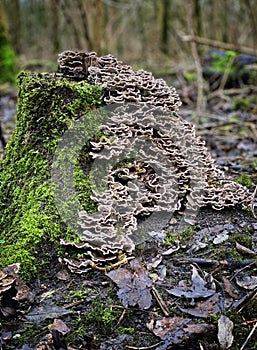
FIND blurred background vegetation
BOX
[0,0,257,81]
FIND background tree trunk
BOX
[160,0,171,55]
[0,0,16,83]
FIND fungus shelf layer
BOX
[57,51,252,272]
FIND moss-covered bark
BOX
[0,72,103,280]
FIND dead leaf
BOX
[146,255,162,270]
[147,316,191,341]
[56,269,70,281]
[0,331,13,348]
[25,304,71,324]
[179,293,221,318]
[106,258,152,309]
[147,314,214,348]
[236,275,257,290]
[218,315,234,349]
[222,277,238,299]
[50,319,70,335]
[235,242,256,256]
[184,323,213,335]
[0,306,16,317]
[162,246,180,255]
[167,265,215,299]
[35,333,53,350]
[213,233,229,244]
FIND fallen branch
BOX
[179,33,257,56]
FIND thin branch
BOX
[179,33,257,56]
[239,322,257,350]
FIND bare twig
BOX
[115,307,127,327]
[152,285,170,316]
[239,322,257,350]
[126,342,161,350]
[64,299,84,308]
[91,256,135,272]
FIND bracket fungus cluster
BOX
[57,51,253,272]
[58,51,181,111]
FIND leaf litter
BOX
[1,72,257,349]
[106,258,152,309]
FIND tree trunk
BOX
[160,0,171,54]
[50,0,60,54]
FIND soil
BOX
[0,71,257,350]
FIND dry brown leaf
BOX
[235,241,256,256]
[218,315,234,349]
[50,319,70,335]
[106,258,152,309]
[236,275,257,290]
[167,265,215,299]
[222,276,238,299]
[25,304,71,324]
[179,293,221,318]
[147,314,214,347]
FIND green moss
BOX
[236,173,253,189]
[0,72,103,280]
[70,299,122,339]
[179,225,201,243]
[232,97,251,111]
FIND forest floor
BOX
[0,69,257,350]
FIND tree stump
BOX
[0,72,103,279]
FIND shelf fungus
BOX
[57,51,253,273]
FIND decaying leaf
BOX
[50,318,70,335]
[218,315,234,349]
[0,332,13,348]
[222,276,238,299]
[106,258,152,309]
[147,314,213,348]
[25,304,71,324]
[179,293,221,318]
[34,319,70,350]
[236,275,257,290]
[0,306,16,317]
[167,265,215,299]
[213,233,229,244]
[235,241,256,256]
[35,333,54,350]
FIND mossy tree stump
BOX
[0,72,103,279]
